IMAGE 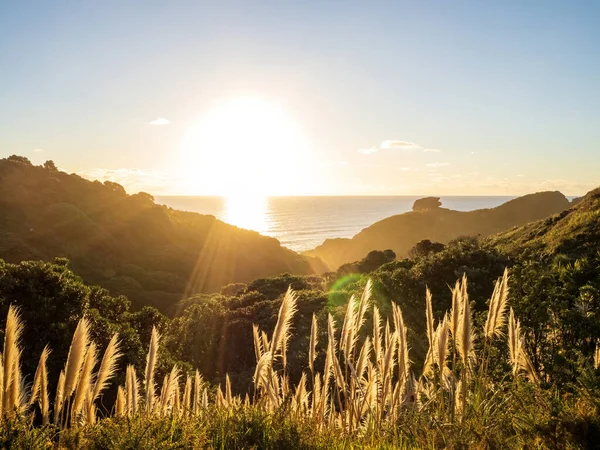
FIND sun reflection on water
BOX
[222,195,270,235]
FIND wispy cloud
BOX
[426,162,450,168]
[380,140,420,150]
[149,117,170,126]
[33,148,44,153]
[360,140,440,154]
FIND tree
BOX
[43,160,58,171]
[6,154,32,165]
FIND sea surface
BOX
[156,196,520,252]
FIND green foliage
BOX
[0,156,316,313]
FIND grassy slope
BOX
[488,187,600,259]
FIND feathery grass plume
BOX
[381,331,397,411]
[183,375,192,416]
[595,342,600,370]
[456,279,475,367]
[158,373,170,415]
[253,324,263,362]
[125,365,133,415]
[53,370,65,424]
[331,339,345,391]
[312,372,321,415]
[393,304,410,382]
[216,384,225,408]
[253,351,272,394]
[508,308,539,383]
[193,370,202,415]
[423,288,436,379]
[145,326,160,413]
[508,308,520,378]
[116,386,125,416]
[425,287,435,347]
[202,387,208,409]
[173,381,181,416]
[260,331,270,354]
[162,365,180,414]
[30,345,51,406]
[294,372,308,413]
[341,295,357,361]
[269,286,298,357]
[449,280,462,346]
[2,305,24,417]
[355,337,371,382]
[436,317,450,375]
[225,373,233,407]
[72,342,97,424]
[484,269,510,339]
[63,317,90,403]
[372,306,382,366]
[91,334,121,402]
[484,277,501,338]
[309,313,318,375]
[125,365,139,415]
[356,279,372,335]
[519,345,539,383]
[32,346,51,424]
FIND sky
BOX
[1,0,599,196]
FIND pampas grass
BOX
[2,305,24,418]
[63,318,90,400]
[92,334,121,402]
[145,327,160,413]
[0,272,553,447]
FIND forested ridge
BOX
[0,155,320,313]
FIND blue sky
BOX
[1,1,598,195]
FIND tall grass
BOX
[0,271,595,448]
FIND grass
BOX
[0,271,599,448]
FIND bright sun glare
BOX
[180,96,311,200]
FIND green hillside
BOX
[0,156,320,312]
[489,186,600,259]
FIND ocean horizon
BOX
[155,195,541,252]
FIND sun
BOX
[180,96,311,198]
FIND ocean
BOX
[156,196,518,252]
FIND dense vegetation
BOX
[0,157,599,447]
[0,155,321,313]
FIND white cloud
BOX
[33,148,43,153]
[426,162,450,168]
[380,140,421,150]
[470,151,478,155]
[360,139,440,154]
[149,117,170,126]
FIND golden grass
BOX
[0,270,557,438]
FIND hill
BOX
[489,186,600,259]
[304,191,572,270]
[0,156,320,312]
